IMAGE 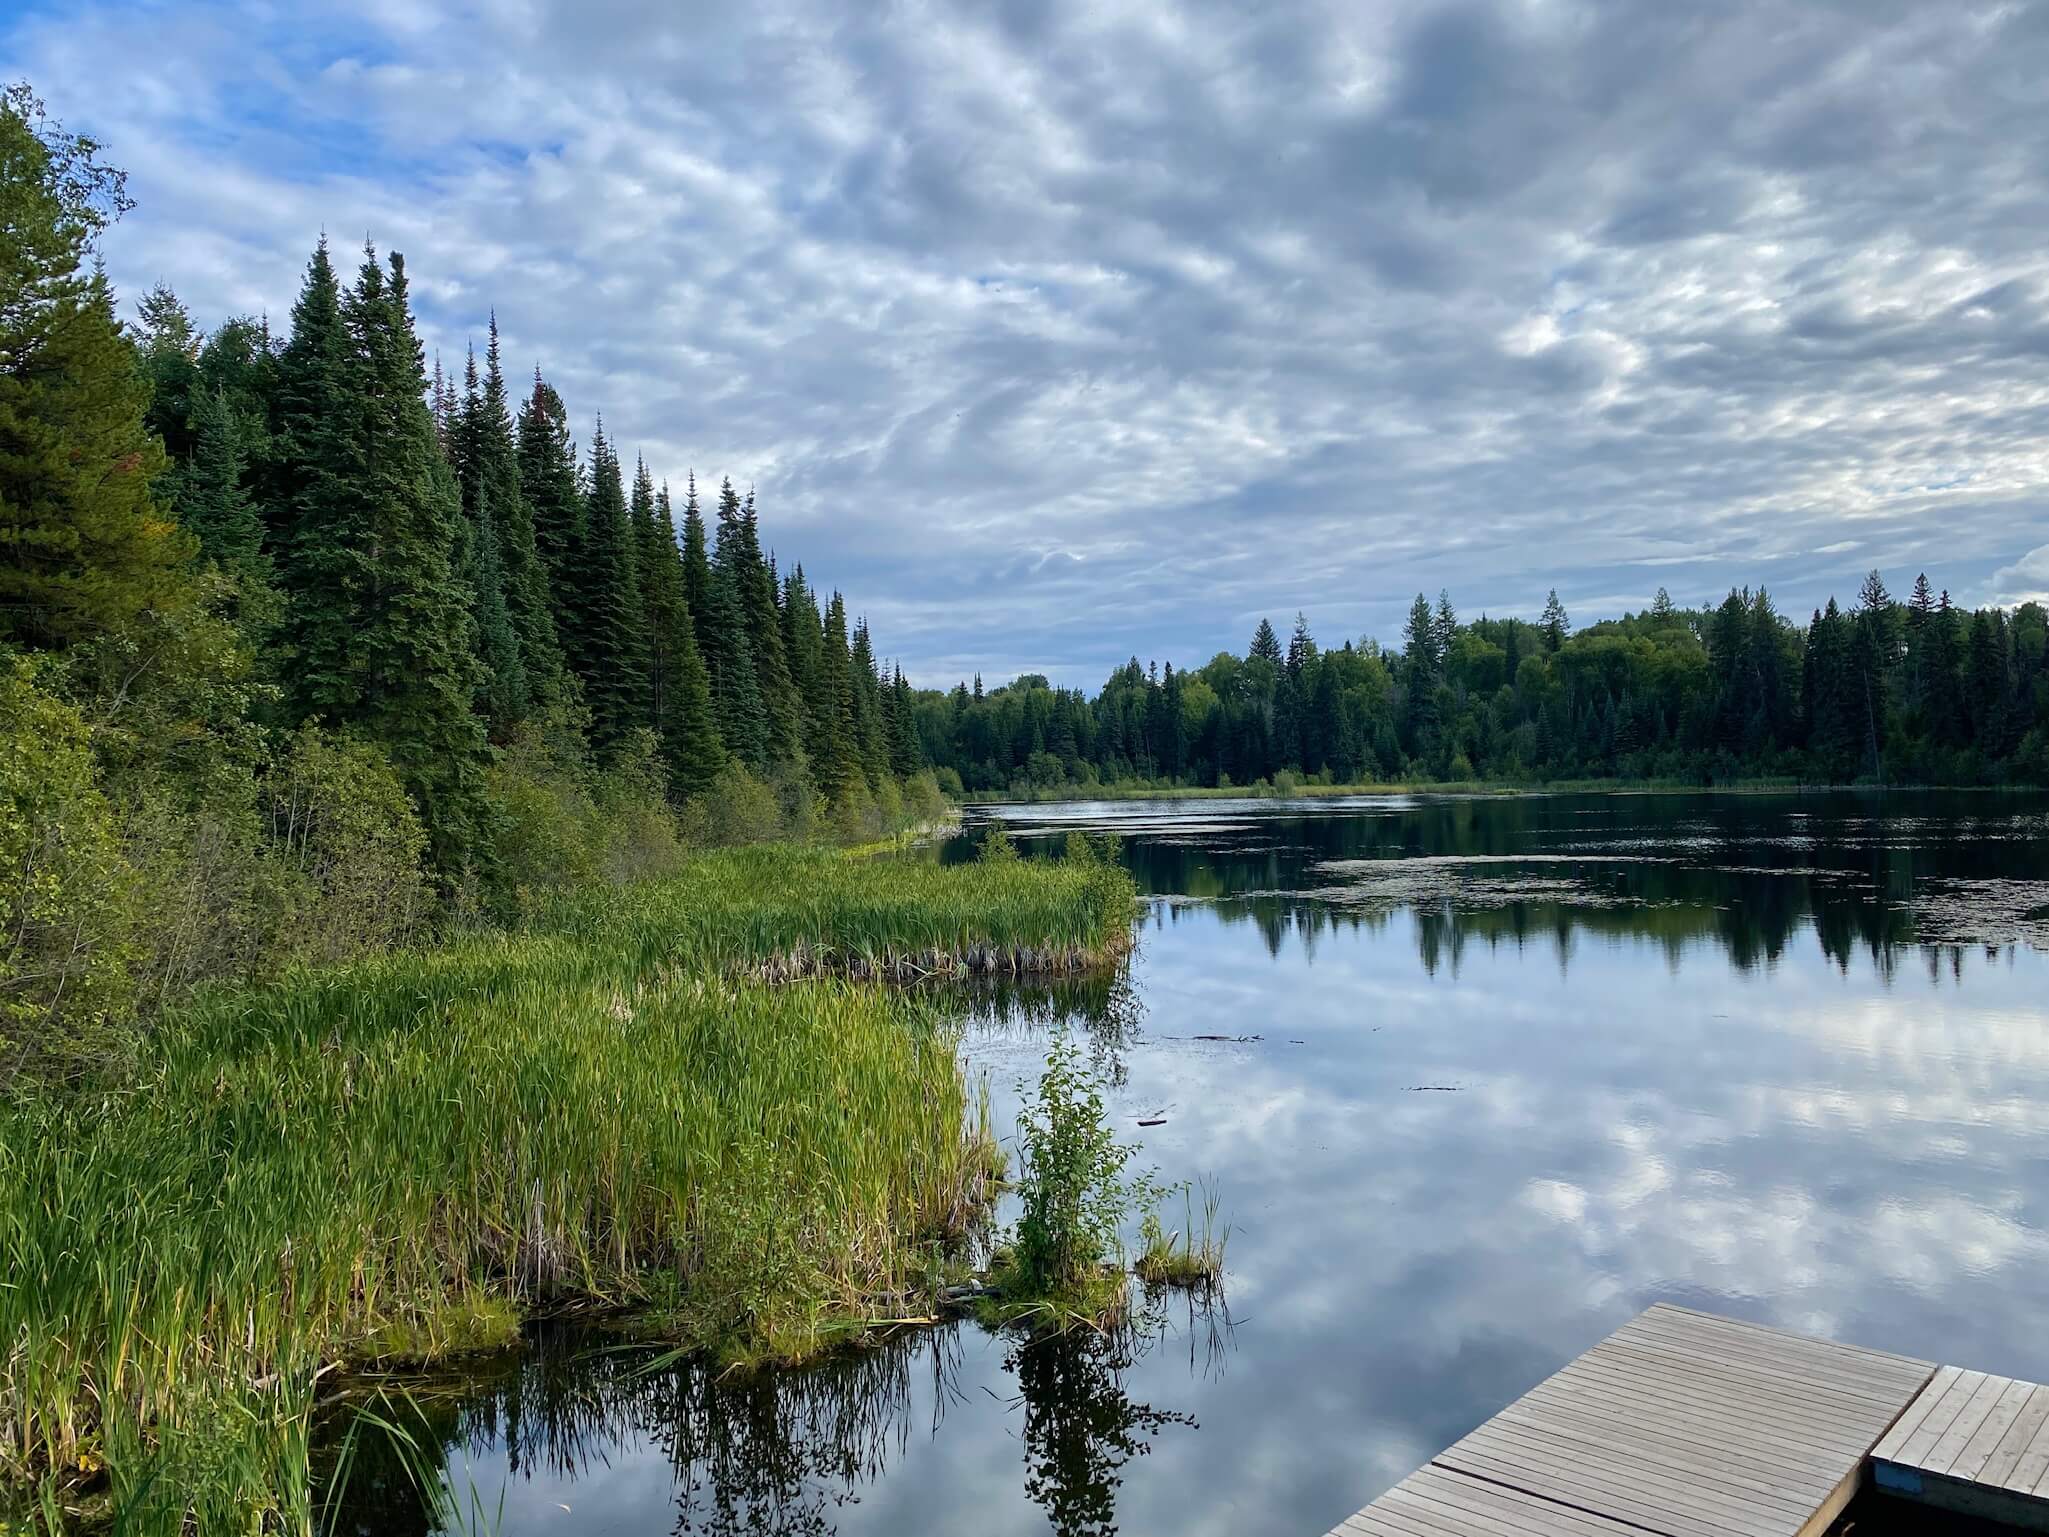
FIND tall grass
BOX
[0,845,1138,1531]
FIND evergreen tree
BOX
[679,473,714,665]
[134,281,201,469]
[177,382,272,617]
[273,238,368,717]
[715,482,804,765]
[572,421,650,752]
[0,92,193,648]
[517,371,583,643]
[699,479,766,766]
[812,592,863,796]
[1541,589,1569,652]
[451,346,525,735]
[849,617,888,782]
[272,243,487,870]
[889,663,921,776]
[467,319,562,715]
[640,480,724,794]
[1249,617,1283,666]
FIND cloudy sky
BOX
[6,0,2048,687]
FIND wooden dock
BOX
[1327,1303,2049,1537]
[1872,1366,2049,1525]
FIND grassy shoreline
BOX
[0,844,1137,1531]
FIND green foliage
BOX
[1002,1032,1152,1314]
[1135,1181,1229,1291]
[0,91,193,651]
[0,659,136,1082]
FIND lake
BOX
[354,790,2049,1536]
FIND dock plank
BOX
[1976,1384,2049,1488]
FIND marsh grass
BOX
[0,844,1138,1532]
[1135,1182,1229,1291]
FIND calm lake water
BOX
[353,790,2049,1536]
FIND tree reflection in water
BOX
[321,1287,1227,1536]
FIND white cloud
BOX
[7,0,2049,682]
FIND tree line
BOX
[914,580,2049,793]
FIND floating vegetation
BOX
[1908,879,2049,949]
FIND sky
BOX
[6,0,2048,689]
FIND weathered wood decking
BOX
[1872,1365,2049,1525]
[1327,1303,2049,1537]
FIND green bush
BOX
[689,762,784,847]
[262,726,429,967]
[0,658,138,1083]
[1007,1031,1150,1303]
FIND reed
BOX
[0,845,1138,1531]
[1135,1181,1230,1291]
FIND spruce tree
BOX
[177,383,273,616]
[1249,617,1283,666]
[573,422,651,752]
[699,480,766,766]
[679,473,714,664]
[273,245,487,871]
[451,346,525,735]
[640,481,725,794]
[812,592,864,796]
[469,320,562,715]
[1541,589,1569,651]
[517,371,583,648]
[273,238,369,717]
[713,481,803,765]
[0,94,193,648]
[849,617,889,782]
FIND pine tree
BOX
[273,244,487,871]
[700,479,766,766]
[468,320,562,715]
[273,238,369,716]
[1541,589,1569,652]
[573,421,651,751]
[177,383,272,613]
[639,480,724,794]
[0,95,193,648]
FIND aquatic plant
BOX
[1135,1181,1229,1291]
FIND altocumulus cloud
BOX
[6,0,2049,685]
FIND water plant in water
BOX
[986,1031,1158,1329]
[1135,1180,1230,1291]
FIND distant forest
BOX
[913,582,2049,793]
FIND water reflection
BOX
[326,1292,1226,1536]
[349,791,2049,1536]
[961,790,2049,981]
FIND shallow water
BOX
[351,790,2049,1536]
